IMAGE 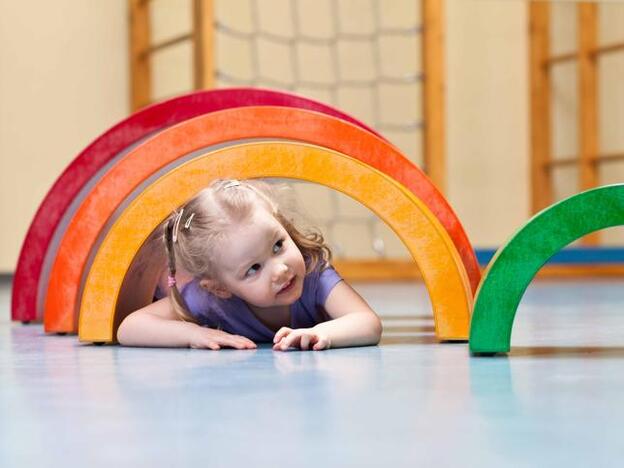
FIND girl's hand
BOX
[272,327,331,351]
[189,326,257,350]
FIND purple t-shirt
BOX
[175,266,342,343]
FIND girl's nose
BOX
[273,263,289,282]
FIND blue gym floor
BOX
[1,277,624,467]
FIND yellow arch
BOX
[79,142,472,343]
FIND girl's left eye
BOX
[245,263,261,277]
[273,239,284,254]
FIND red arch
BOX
[12,88,383,323]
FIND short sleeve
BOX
[180,279,218,327]
[314,266,343,306]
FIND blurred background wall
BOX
[0,0,622,273]
[0,0,129,272]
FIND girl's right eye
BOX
[245,263,261,277]
[272,239,284,254]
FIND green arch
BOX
[470,184,624,354]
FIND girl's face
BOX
[211,207,306,308]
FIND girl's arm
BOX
[117,297,256,350]
[273,281,382,350]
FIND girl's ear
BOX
[199,278,232,299]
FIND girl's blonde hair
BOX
[163,179,332,322]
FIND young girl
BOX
[117,179,382,351]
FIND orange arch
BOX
[79,142,472,343]
[44,106,479,333]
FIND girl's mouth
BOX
[277,277,295,295]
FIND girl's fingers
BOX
[242,336,256,346]
[191,340,219,350]
[203,333,254,350]
[227,337,256,350]
[232,335,256,348]
[273,327,292,343]
[193,332,256,350]
[281,330,313,350]
[300,334,311,350]
[312,338,329,351]
[279,331,301,350]
[271,329,323,351]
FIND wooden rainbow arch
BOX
[43,106,480,334]
[470,184,624,354]
[79,142,473,343]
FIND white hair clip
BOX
[184,213,195,229]
[172,208,184,243]
[223,180,241,189]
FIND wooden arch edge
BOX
[13,87,381,323]
[469,184,624,355]
[44,106,479,334]
[78,142,472,343]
